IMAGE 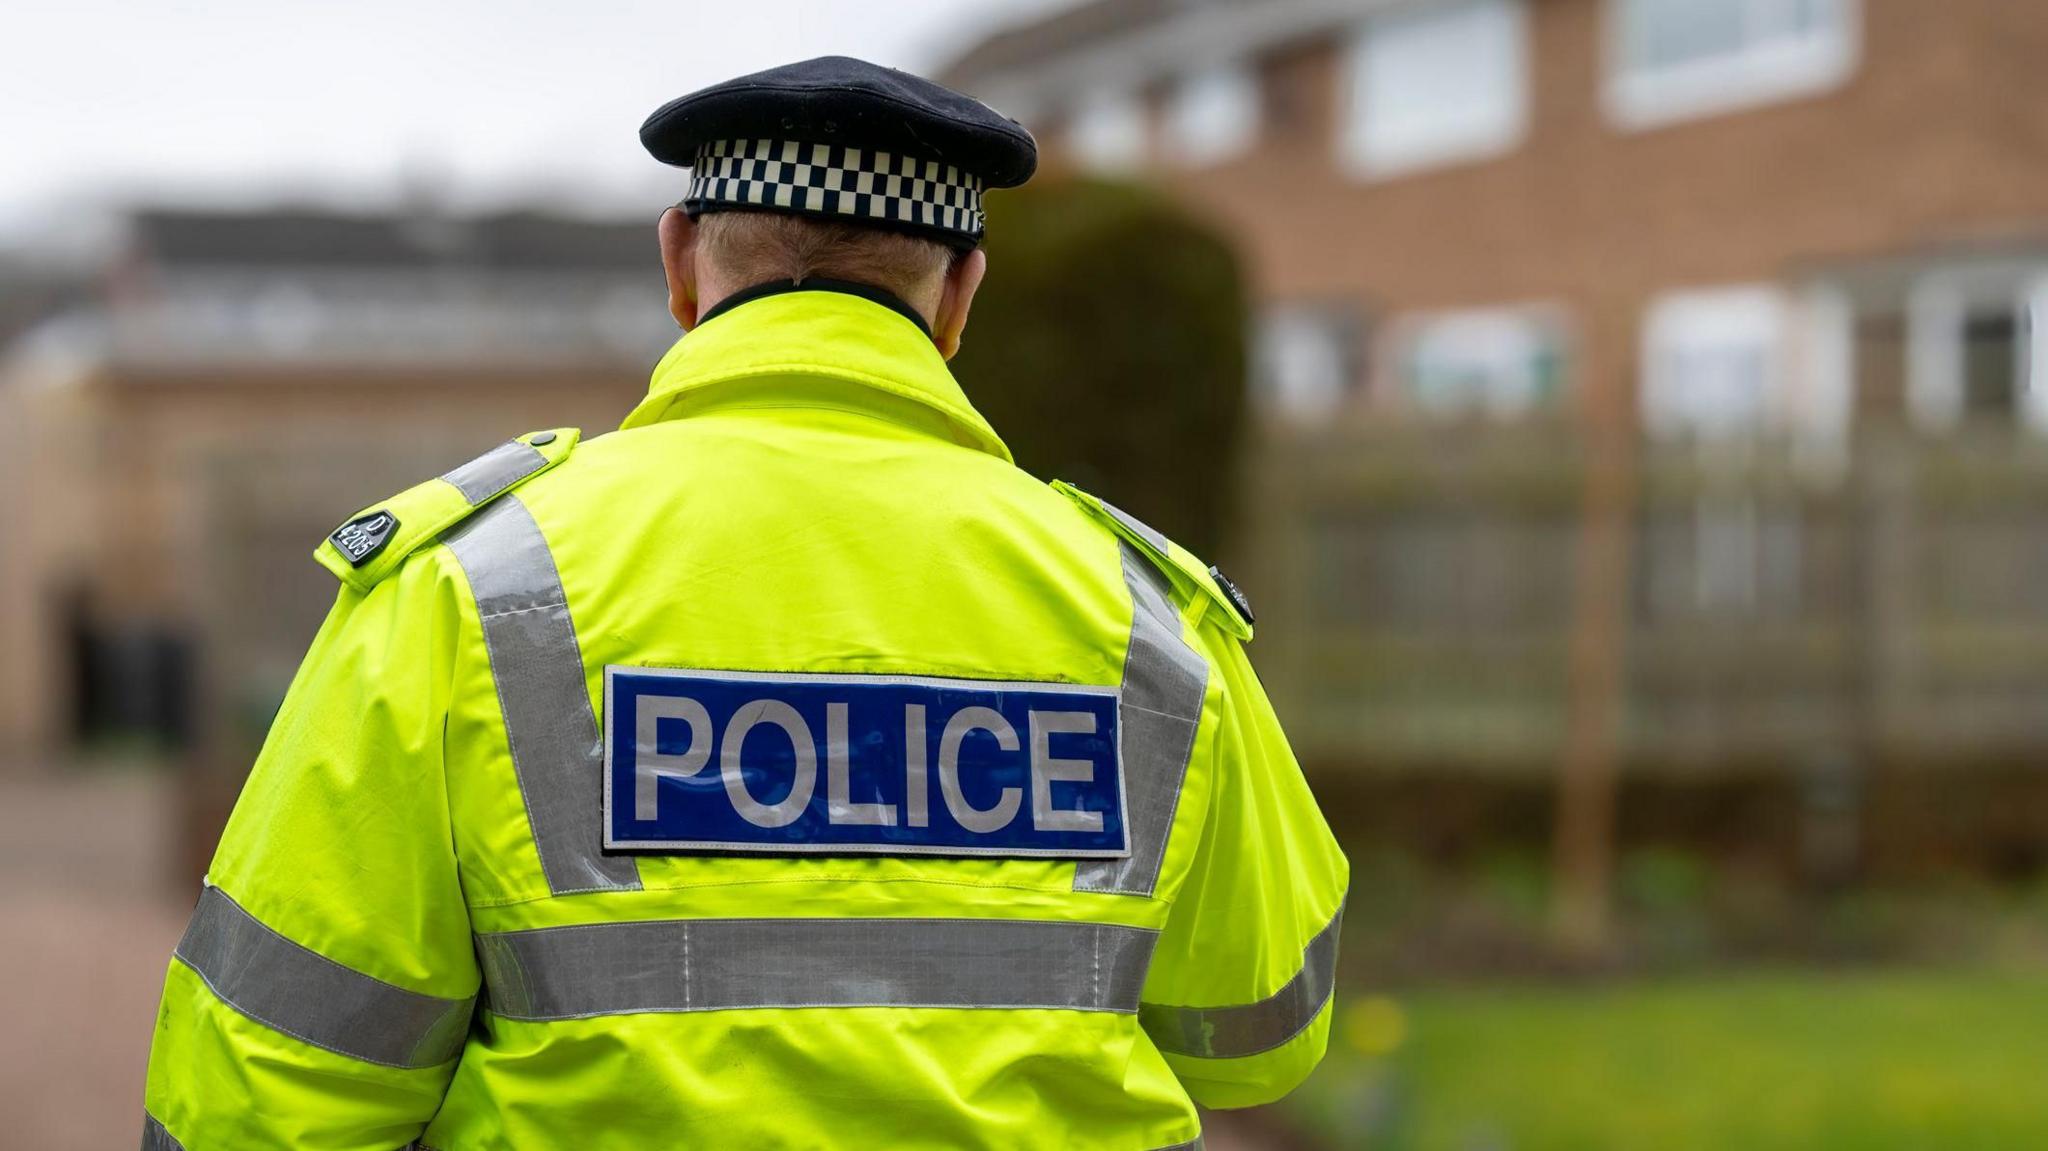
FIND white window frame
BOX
[2030,276,2048,433]
[1165,61,1260,168]
[1382,303,1572,420]
[1793,284,1854,461]
[1605,0,1861,131]
[1338,0,1530,181]
[1254,302,1363,422]
[1641,284,1794,439]
[1067,88,1147,174]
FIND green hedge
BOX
[954,178,1248,558]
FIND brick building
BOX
[947,0,2048,442]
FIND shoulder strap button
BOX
[1049,479,1254,640]
[1207,565,1255,627]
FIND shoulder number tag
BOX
[604,668,1128,859]
[330,511,398,567]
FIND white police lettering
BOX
[1029,711,1103,834]
[635,695,712,820]
[722,700,817,828]
[636,698,1111,833]
[827,702,896,827]
[904,703,931,829]
[938,707,1022,834]
[605,668,1128,858]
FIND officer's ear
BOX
[659,207,701,331]
[934,247,986,362]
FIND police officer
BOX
[142,57,1347,1150]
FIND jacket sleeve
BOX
[1140,624,1350,1110]
[142,553,479,1149]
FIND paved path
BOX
[0,768,190,1149]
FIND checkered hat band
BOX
[688,139,986,240]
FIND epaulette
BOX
[1051,480,1254,641]
[313,429,580,592]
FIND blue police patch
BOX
[603,668,1129,858]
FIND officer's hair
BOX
[698,211,956,315]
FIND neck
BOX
[696,277,935,338]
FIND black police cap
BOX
[641,56,1037,249]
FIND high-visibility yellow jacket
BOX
[142,285,1348,1151]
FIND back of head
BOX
[643,56,1034,350]
[696,211,957,318]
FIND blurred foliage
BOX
[1335,845,2048,981]
[953,177,1248,558]
[1288,969,2048,1150]
[1617,848,1712,915]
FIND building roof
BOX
[130,208,654,273]
[941,0,1372,111]
[0,258,94,350]
[0,206,678,377]
[941,0,1185,87]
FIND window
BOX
[1387,306,1569,420]
[1067,89,1146,173]
[1340,0,1528,179]
[1904,269,2047,432]
[1608,0,1858,129]
[1166,62,1260,167]
[1642,286,1790,438]
[1962,308,2023,417]
[1255,304,1364,421]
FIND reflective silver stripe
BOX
[1075,544,1209,896]
[1153,1139,1203,1151]
[1139,901,1345,1059]
[445,496,641,894]
[441,440,548,505]
[141,1113,185,1151]
[1100,498,1173,557]
[174,886,475,1069]
[476,917,1158,1020]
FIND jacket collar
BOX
[621,285,1012,464]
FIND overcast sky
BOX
[2,0,1066,244]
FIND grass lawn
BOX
[1284,968,2048,1150]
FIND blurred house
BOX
[947,0,2048,874]
[0,208,672,759]
[949,0,2048,438]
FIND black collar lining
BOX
[697,277,933,338]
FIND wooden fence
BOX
[1240,422,2048,777]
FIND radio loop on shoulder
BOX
[313,429,580,593]
[1049,480,1254,641]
